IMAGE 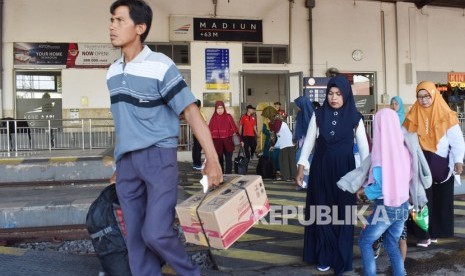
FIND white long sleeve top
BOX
[429,124,465,181]
[297,116,370,174]
[273,122,294,149]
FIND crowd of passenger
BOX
[105,1,464,275]
[193,75,464,276]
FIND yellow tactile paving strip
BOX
[180,174,465,270]
[0,246,27,256]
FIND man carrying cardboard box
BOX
[107,1,222,275]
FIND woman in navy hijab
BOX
[294,95,314,189]
[294,95,314,143]
[296,75,370,274]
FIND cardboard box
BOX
[175,174,270,249]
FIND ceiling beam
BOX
[359,0,465,9]
[415,0,435,9]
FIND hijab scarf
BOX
[368,108,411,207]
[403,81,459,152]
[261,106,278,120]
[316,75,362,143]
[208,101,234,138]
[294,95,314,141]
[269,119,282,133]
[390,96,405,125]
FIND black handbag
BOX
[234,146,248,175]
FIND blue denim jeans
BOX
[358,199,409,276]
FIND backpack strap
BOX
[90,226,114,240]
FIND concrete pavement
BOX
[2,151,465,275]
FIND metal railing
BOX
[178,120,192,151]
[0,118,193,153]
[363,114,374,139]
[0,118,115,152]
[2,114,464,153]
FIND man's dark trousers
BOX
[116,146,199,276]
[242,135,257,159]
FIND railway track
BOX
[0,179,111,188]
[0,223,208,255]
[0,225,89,245]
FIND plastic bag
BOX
[454,174,462,187]
[411,205,429,232]
[232,133,241,146]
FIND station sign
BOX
[194,18,262,42]
[170,16,262,42]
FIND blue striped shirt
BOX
[107,46,196,162]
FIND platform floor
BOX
[2,159,465,275]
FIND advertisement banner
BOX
[205,48,230,90]
[66,43,121,68]
[14,43,120,69]
[14,43,68,68]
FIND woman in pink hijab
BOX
[357,108,412,276]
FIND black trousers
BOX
[219,151,233,174]
[192,136,202,167]
[411,175,454,240]
[242,136,257,159]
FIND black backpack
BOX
[256,155,276,179]
[86,184,132,276]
